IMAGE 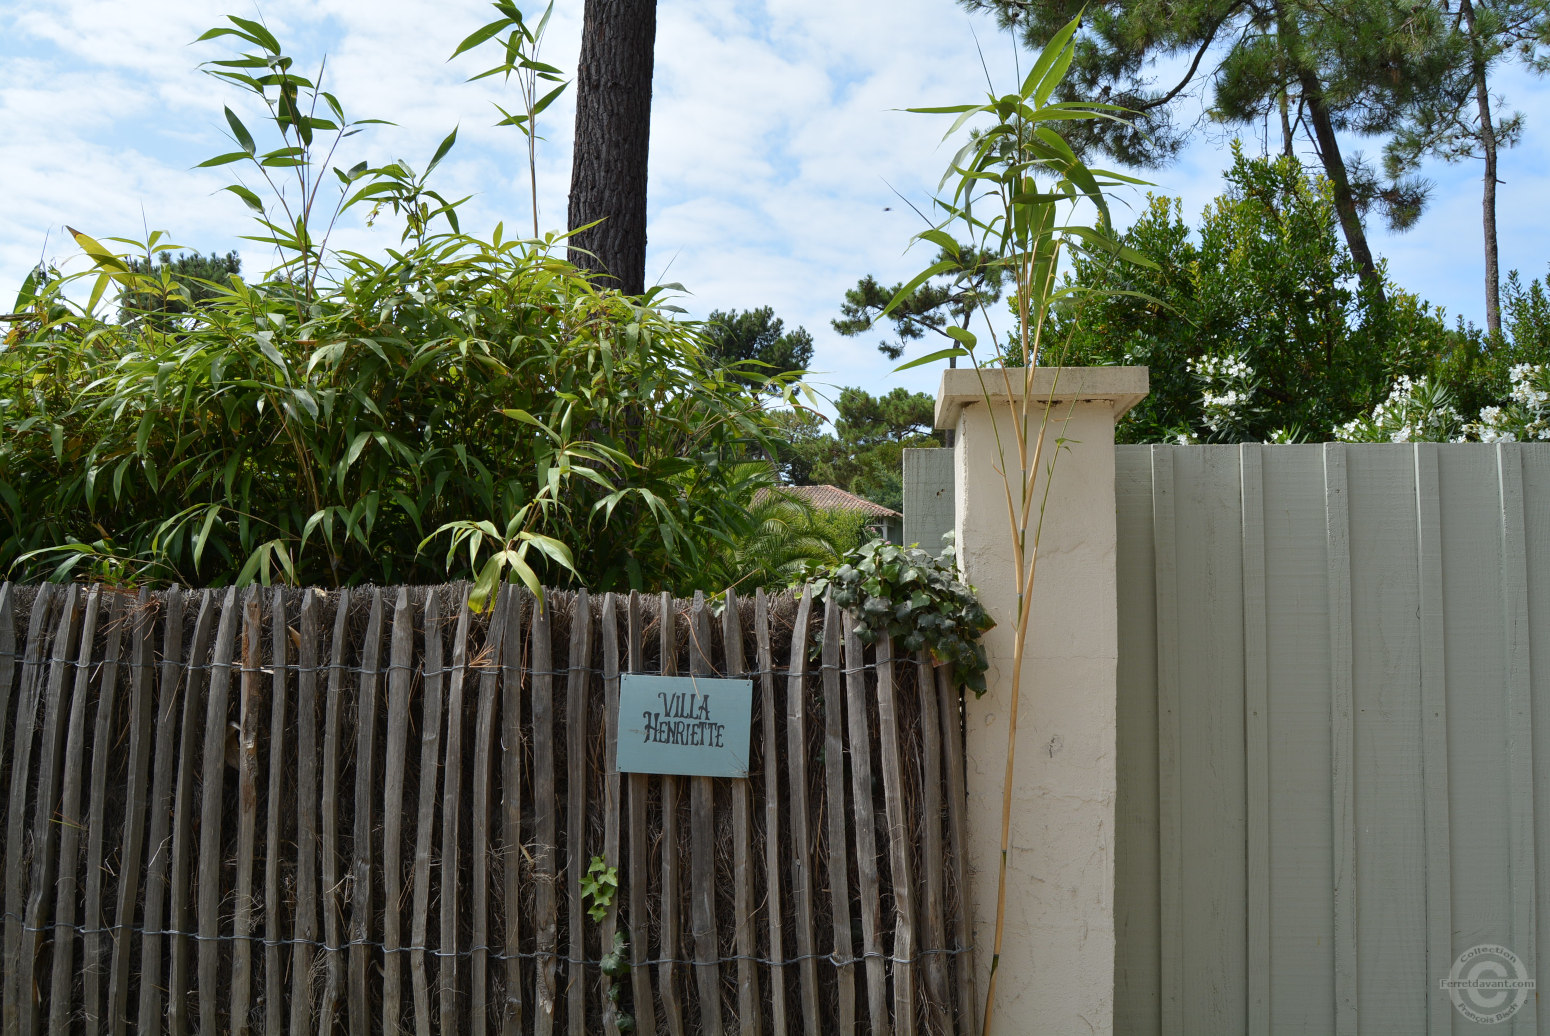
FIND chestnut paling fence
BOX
[0,581,973,1035]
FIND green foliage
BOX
[118,250,243,328]
[703,307,814,392]
[580,855,618,922]
[768,388,942,512]
[0,14,791,599]
[1056,145,1452,442]
[705,471,865,592]
[833,241,1008,360]
[812,537,994,696]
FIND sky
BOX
[4,0,1550,409]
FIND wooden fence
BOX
[0,581,973,1035]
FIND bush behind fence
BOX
[0,581,973,1035]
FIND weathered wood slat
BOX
[688,594,723,1036]
[874,636,915,1036]
[783,590,820,1036]
[49,589,103,1033]
[291,589,322,1036]
[82,594,127,1034]
[109,590,156,1036]
[722,589,759,1036]
[20,585,81,1036]
[914,653,949,1035]
[411,591,445,1036]
[0,585,14,874]
[500,587,525,1036]
[382,588,417,1036]
[136,588,187,1036]
[440,594,472,1034]
[263,589,286,1036]
[197,587,240,1035]
[842,612,887,1036]
[470,588,508,1036]
[567,590,594,1036]
[657,593,686,1036]
[626,591,657,1036]
[935,665,975,1036]
[821,595,856,1034]
[532,589,560,1034]
[320,588,353,1032]
[599,593,623,1036]
[2,583,54,1036]
[168,590,217,1036]
[753,589,788,1036]
[232,588,263,1035]
[349,590,386,1036]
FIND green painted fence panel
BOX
[1116,443,1550,1036]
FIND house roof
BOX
[762,484,902,519]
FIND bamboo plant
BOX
[881,15,1153,1032]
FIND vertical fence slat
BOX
[168,590,216,1036]
[232,588,263,1035]
[440,593,472,1035]
[50,589,103,1032]
[822,595,856,1034]
[784,590,820,1036]
[198,587,241,1035]
[411,591,444,1036]
[471,588,508,1036]
[915,653,949,1035]
[21,585,81,1036]
[502,588,526,1036]
[626,591,657,1036]
[110,590,155,1036]
[874,635,915,1036]
[1324,445,1358,1036]
[722,588,758,1036]
[753,589,788,1036]
[843,611,887,1036]
[1496,444,1538,1030]
[83,594,127,1033]
[532,588,560,1034]
[1151,445,1182,1036]
[1239,445,1271,1036]
[935,664,975,1036]
[0,584,13,850]
[688,593,723,1036]
[292,589,322,1036]
[350,590,386,1036]
[137,588,187,1036]
[320,588,353,1032]
[263,589,286,1036]
[658,592,686,1036]
[600,593,623,1036]
[567,591,594,1036]
[383,588,417,1036]
[2,584,54,1036]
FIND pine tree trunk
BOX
[1460,0,1502,333]
[1299,71,1385,297]
[567,0,657,296]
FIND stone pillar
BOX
[936,366,1148,1035]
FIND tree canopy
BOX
[703,307,814,391]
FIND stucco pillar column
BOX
[937,366,1148,1035]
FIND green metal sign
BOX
[615,674,753,778]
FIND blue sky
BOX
[4,0,1549,409]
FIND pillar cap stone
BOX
[934,366,1150,430]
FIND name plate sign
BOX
[616,674,753,779]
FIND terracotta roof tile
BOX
[758,484,902,518]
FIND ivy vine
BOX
[810,535,994,696]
